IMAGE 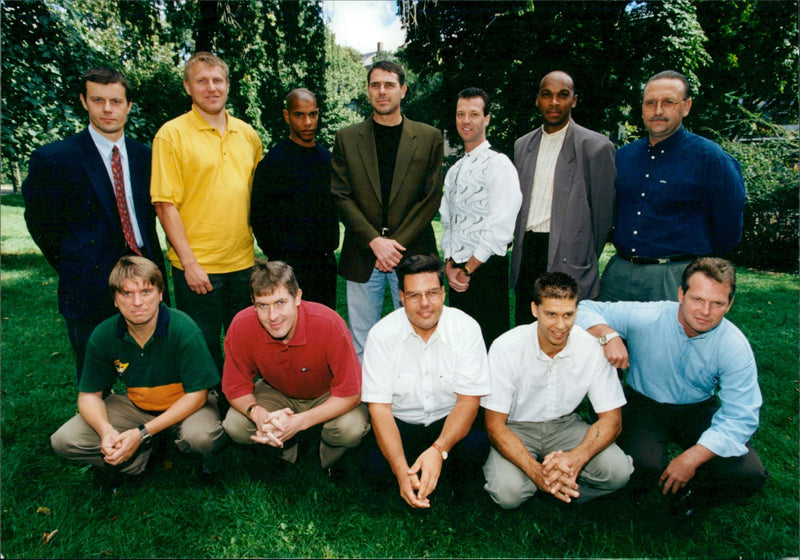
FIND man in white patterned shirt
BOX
[483,271,632,508]
[510,71,616,325]
[440,87,522,347]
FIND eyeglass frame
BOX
[642,97,689,112]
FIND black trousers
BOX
[264,250,337,310]
[364,413,489,493]
[513,231,549,327]
[617,387,770,498]
[448,253,510,348]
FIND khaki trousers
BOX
[51,392,225,475]
[222,379,370,468]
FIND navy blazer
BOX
[23,128,167,323]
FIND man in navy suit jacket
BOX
[23,67,167,381]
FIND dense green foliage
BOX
[398,0,798,155]
[1,194,798,558]
[0,0,367,190]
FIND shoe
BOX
[669,487,697,519]
[325,465,347,484]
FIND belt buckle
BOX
[380,227,390,238]
[657,258,670,264]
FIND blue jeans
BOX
[346,267,401,360]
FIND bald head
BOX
[536,71,577,133]
[539,71,574,92]
[285,88,317,112]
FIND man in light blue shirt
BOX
[577,258,768,515]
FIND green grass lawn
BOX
[2,193,798,558]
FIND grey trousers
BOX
[483,413,633,508]
[51,392,225,475]
[222,379,370,468]
[599,254,689,302]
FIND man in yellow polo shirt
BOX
[151,52,262,373]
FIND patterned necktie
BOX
[111,146,141,255]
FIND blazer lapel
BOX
[390,119,417,205]
[77,130,120,228]
[356,120,382,202]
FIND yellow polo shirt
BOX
[151,108,263,273]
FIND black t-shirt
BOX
[373,119,403,227]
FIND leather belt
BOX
[618,252,696,265]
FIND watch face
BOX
[441,450,448,460]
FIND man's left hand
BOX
[660,453,699,495]
[408,446,444,502]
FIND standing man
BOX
[577,258,769,516]
[362,255,491,508]
[151,52,263,372]
[251,88,339,309]
[331,60,444,360]
[600,70,745,302]
[23,67,167,380]
[221,260,369,474]
[483,272,632,509]
[50,256,225,481]
[440,87,521,347]
[510,70,615,325]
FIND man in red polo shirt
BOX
[221,260,369,473]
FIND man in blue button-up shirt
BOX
[577,258,768,515]
[599,70,746,302]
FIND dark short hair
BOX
[397,254,444,291]
[184,51,229,82]
[532,272,579,305]
[285,88,317,110]
[681,257,736,302]
[367,60,406,86]
[645,70,691,99]
[82,67,131,102]
[458,87,490,116]
[250,259,299,299]
[108,256,164,294]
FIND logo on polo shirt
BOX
[113,359,129,376]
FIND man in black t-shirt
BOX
[251,89,339,308]
[331,61,444,360]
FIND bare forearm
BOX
[295,394,360,432]
[142,390,207,436]
[569,409,622,469]
[369,403,409,475]
[486,410,543,482]
[434,395,479,452]
[154,202,197,267]
[77,392,114,438]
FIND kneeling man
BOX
[222,260,369,472]
[483,272,633,508]
[576,257,769,515]
[362,254,491,508]
[51,256,225,479]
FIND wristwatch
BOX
[598,332,621,346]
[432,442,448,461]
[138,424,152,449]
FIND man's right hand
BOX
[369,237,406,272]
[396,471,431,509]
[602,338,629,369]
[183,262,213,294]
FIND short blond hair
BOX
[184,51,229,82]
[108,256,164,294]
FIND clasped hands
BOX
[100,428,142,466]
[539,450,582,503]
[251,407,302,447]
[444,260,470,292]
[370,237,406,272]
[397,446,443,509]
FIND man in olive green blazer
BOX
[331,60,444,360]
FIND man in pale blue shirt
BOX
[577,257,768,516]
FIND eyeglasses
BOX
[642,98,687,112]
[403,288,444,304]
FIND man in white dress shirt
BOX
[483,271,632,508]
[440,87,521,347]
[362,254,491,508]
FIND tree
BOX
[318,29,367,147]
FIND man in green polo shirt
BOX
[51,256,226,484]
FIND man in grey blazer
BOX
[510,71,616,325]
[331,61,444,359]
